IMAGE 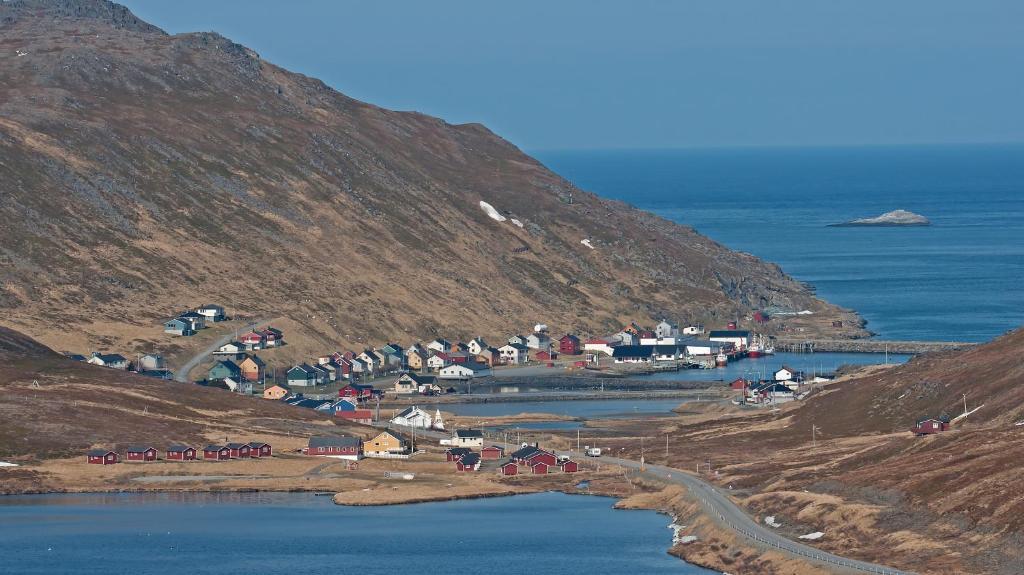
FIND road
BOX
[598,455,914,575]
[173,317,275,382]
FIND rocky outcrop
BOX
[830,210,930,227]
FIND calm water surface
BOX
[0,492,713,575]
[538,145,1024,342]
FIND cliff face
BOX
[0,0,862,356]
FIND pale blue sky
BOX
[122,1,1024,150]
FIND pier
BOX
[774,338,976,354]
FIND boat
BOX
[715,352,728,367]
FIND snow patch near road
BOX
[580,238,594,249]
[799,531,824,540]
[510,218,524,228]
[479,201,506,222]
[764,516,782,528]
[0,462,20,467]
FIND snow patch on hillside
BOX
[479,201,506,222]
[580,239,594,249]
[510,218,524,228]
[799,531,824,540]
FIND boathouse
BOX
[166,445,197,461]
[203,445,231,461]
[126,446,158,462]
[531,461,549,474]
[87,449,119,465]
[499,461,519,476]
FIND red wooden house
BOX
[87,449,119,465]
[456,453,481,472]
[203,445,231,461]
[126,446,158,462]
[531,461,549,474]
[240,331,264,349]
[338,383,374,400]
[499,461,519,476]
[305,436,362,460]
[248,442,273,458]
[336,409,373,425]
[166,445,197,461]
[481,445,505,460]
[535,350,558,361]
[260,327,283,348]
[911,418,950,435]
[729,378,749,390]
[559,334,581,355]
[445,447,472,462]
[561,460,580,473]
[226,443,252,458]
[526,451,558,467]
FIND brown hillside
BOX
[0,0,863,360]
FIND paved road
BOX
[598,455,914,575]
[173,317,275,382]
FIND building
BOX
[88,353,129,370]
[240,331,265,350]
[438,362,492,380]
[499,461,519,476]
[263,385,290,400]
[709,330,752,350]
[507,334,528,346]
[611,345,655,363]
[248,442,273,457]
[452,429,484,448]
[164,318,196,337]
[456,453,481,472]
[558,334,581,355]
[445,447,473,462]
[583,338,617,356]
[395,372,432,394]
[306,436,362,460]
[336,409,374,425]
[203,445,231,461]
[286,364,321,387]
[178,311,207,331]
[166,445,197,461]
[364,430,407,458]
[390,406,433,429]
[426,339,451,353]
[535,350,558,361]
[426,352,450,371]
[338,383,375,399]
[197,304,226,322]
[467,337,489,356]
[912,417,950,435]
[774,366,799,382]
[260,327,283,348]
[526,333,551,351]
[679,338,725,356]
[481,445,505,459]
[138,354,166,371]
[561,460,580,473]
[87,449,119,465]
[682,325,705,335]
[226,443,251,458]
[530,461,549,474]
[405,348,428,371]
[525,451,558,467]
[238,355,266,382]
[498,343,529,365]
[126,446,158,462]
[475,348,501,367]
[208,360,241,382]
[215,342,245,358]
[656,320,680,338]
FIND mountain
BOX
[0,0,863,360]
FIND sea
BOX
[0,492,713,575]
[537,144,1024,343]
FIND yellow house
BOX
[405,349,426,371]
[364,430,407,458]
[263,385,290,400]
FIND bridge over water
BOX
[774,338,976,354]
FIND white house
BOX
[391,406,433,429]
[451,429,484,448]
[439,362,492,380]
[426,339,451,353]
[467,337,488,356]
[640,336,678,346]
[138,354,165,371]
[655,320,679,338]
[682,325,705,335]
[197,304,226,322]
[613,331,637,346]
[358,350,383,372]
[498,343,529,365]
[507,334,529,346]
[774,366,795,382]
[583,338,617,356]
[681,339,724,356]
[709,330,751,350]
[427,353,450,371]
[215,342,245,356]
[653,345,682,361]
[222,377,253,395]
[88,353,129,370]
[178,311,207,331]
[526,333,551,351]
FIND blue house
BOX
[286,364,320,387]
[208,359,241,382]
[331,399,358,413]
[164,318,195,337]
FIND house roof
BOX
[225,443,249,449]
[399,372,436,384]
[611,345,655,358]
[444,361,490,373]
[483,445,505,452]
[199,304,224,311]
[126,445,155,453]
[510,445,542,459]
[500,343,528,351]
[708,330,751,338]
[65,353,88,361]
[92,353,127,363]
[395,406,427,418]
[308,436,361,448]
[167,445,194,453]
[88,449,116,456]
[211,359,240,371]
[371,430,406,443]
[203,444,228,452]
[248,442,269,449]
[179,311,203,319]
[454,429,483,438]
[459,453,481,466]
[559,334,580,342]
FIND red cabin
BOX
[203,445,231,461]
[337,409,373,424]
[226,443,252,458]
[912,418,949,435]
[561,460,580,473]
[248,442,273,458]
[729,378,749,390]
[481,446,505,460]
[499,461,519,476]
[727,321,738,329]
[559,334,581,356]
[526,451,558,467]
[445,447,472,462]
[87,449,119,465]
[240,331,264,348]
[166,445,197,461]
[531,461,549,474]
[126,446,158,462]
[456,453,481,472]
[753,311,769,324]
[535,350,558,361]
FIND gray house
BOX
[208,360,241,381]
[164,318,195,337]
[286,364,320,387]
[656,320,679,338]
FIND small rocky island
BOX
[830,209,931,227]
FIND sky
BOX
[121,1,1024,151]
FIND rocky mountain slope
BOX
[0,0,862,358]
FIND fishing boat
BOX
[715,352,728,367]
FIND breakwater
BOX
[774,339,975,354]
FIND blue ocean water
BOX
[537,145,1024,342]
[0,492,712,575]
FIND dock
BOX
[774,338,976,354]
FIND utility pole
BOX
[665,434,669,460]
[812,424,820,448]
[963,393,968,415]
[577,428,581,453]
